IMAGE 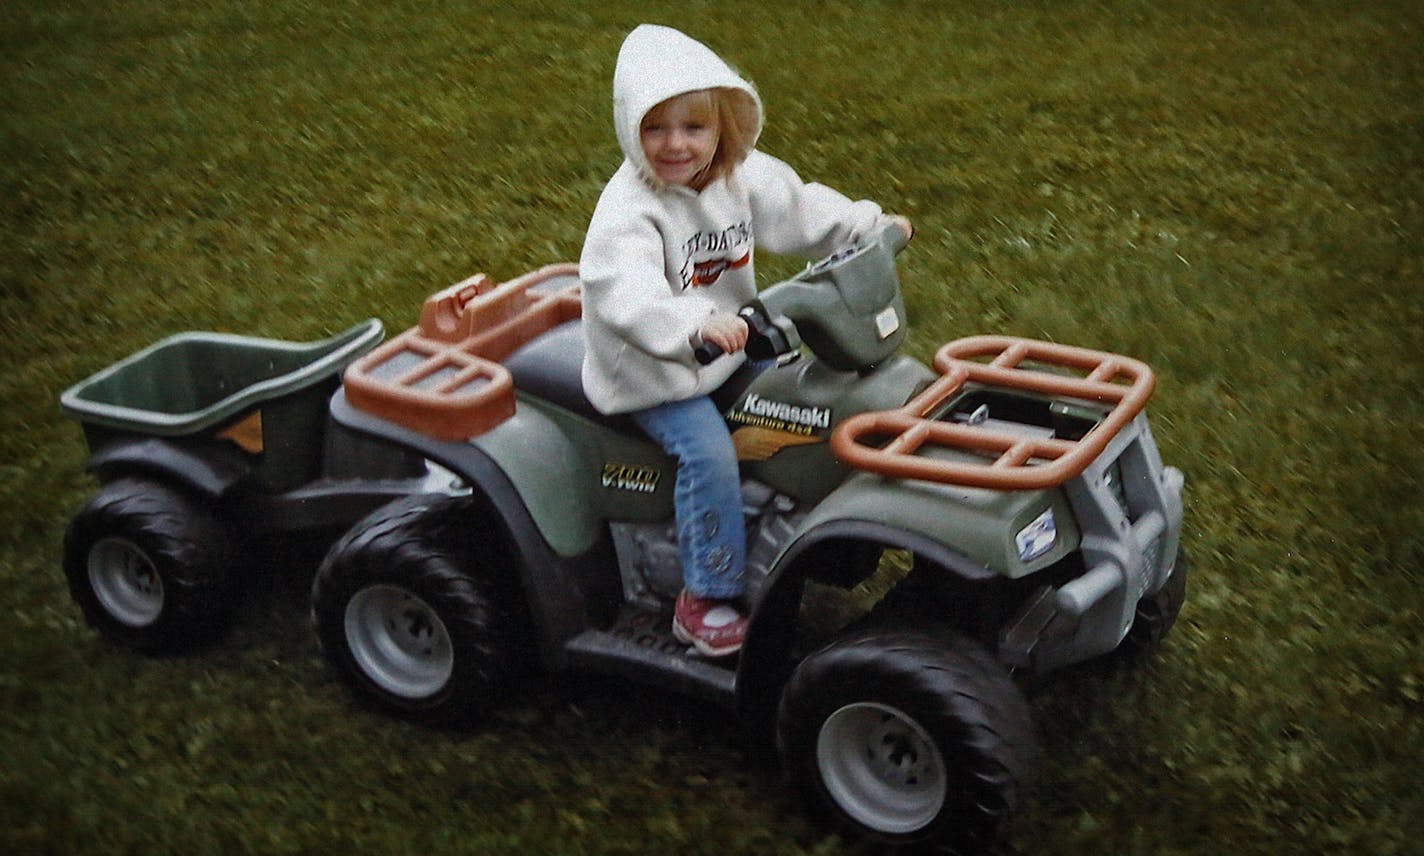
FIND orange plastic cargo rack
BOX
[830,335,1156,490]
[343,263,581,440]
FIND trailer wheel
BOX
[312,494,515,727]
[62,478,235,652]
[777,630,1036,852]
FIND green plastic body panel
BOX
[797,469,1081,579]
[473,353,940,559]
[472,396,676,558]
[729,354,936,503]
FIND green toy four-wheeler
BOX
[61,224,1186,852]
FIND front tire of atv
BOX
[1123,546,1189,654]
[311,494,515,727]
[62,478,235,652]
[777,630,1037,853]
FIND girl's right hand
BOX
[884,214,914,242]
[698,312,749,354]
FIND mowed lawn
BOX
[2,1,1420,853]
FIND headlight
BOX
[1015,508,1057,563]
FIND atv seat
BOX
[504,319,634,433]
[504,319,763,435]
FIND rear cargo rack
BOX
[830,335,1155,490]
[343,263,581,440]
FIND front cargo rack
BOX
[830,335,1155,490]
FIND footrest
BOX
[564,610,739,704]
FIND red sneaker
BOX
[672,590,747,658]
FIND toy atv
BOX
[61,224,1186,852]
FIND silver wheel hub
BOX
[344,584,453,699]
[816,701,948,835]
[88,537,164,628]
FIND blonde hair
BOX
[648,87,759,190]
[705,87,758,184]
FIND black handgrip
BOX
[693,304,785,365]
[694,342,724,365]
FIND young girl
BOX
[580,24,911,657]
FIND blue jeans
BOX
[631,395,746,600]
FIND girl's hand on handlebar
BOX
[698,312,749,355]
[884,214,913,243]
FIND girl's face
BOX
[640,93,719,188]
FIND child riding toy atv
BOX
[61,223,1186,852]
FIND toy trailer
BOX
[58,320,446,650]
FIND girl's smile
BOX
[640,95,720,188]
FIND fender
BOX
[87,437,251,498]
[479,395,678,542]
[469,398,623,559]
[737,513,1001,721]
[797,469,1080,580]
[327,391,620,665]
[332,390,612,558]
[737,473,1076,718]
[779,517,999,590]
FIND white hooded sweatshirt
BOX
[579,24,884,415]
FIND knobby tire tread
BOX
[777,630,1037,852]
[62,477,235,652]
[312,494,512,727]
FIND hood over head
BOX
[612,25,763,188]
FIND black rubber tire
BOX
[62,477,235,652]
[777,630,1037,853]
[1123,546,1189,654]
[311,493,515,727]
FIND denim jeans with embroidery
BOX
[631,395,746,600]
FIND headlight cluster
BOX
[1014,508,1057,563]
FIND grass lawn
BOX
[2,0,1421,853]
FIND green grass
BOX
[3,0,1421,853]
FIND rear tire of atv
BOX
[776,630,1037,853]
[1123,546,1188,654]
[62,478,236,653]
[311,494,515,727]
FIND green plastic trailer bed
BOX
[61,319,384,491]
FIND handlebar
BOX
[693,218,910,366]
[693,304,790,365]
[693,341,725,366]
